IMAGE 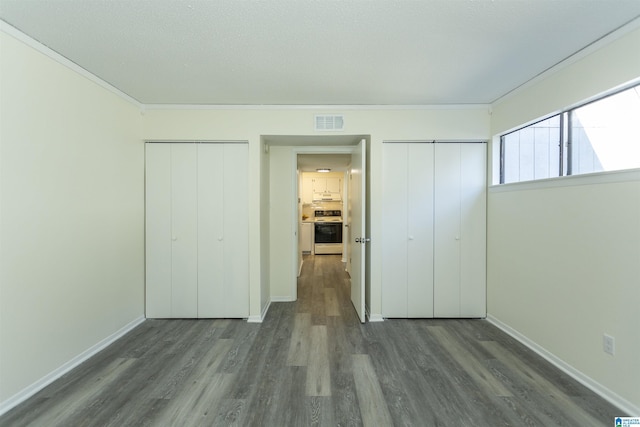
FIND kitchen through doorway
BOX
[297,152,352,307]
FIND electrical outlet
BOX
[603,334,615,355]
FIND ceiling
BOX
[1,1,640,106]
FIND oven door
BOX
[314,222,343,243]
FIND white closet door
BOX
[460,144,486,317]
[222,143,249,317]
[197,144,225,317]
[145,144,172,318]
[434,144,462,317]
[381,143,409,317]
[170,144,198,318]
[407,143,435,317]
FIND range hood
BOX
[313,192,341,202]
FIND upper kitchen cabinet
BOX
[381,142,486,319]
[145,142,249,319]
[300,172,343,204]
[312,176,341,193]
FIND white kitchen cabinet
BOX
[301,174,314,204]
[300,222,313,252]
[300,173,342,203]
[312,176,341,193]
[381,142,486,318]
[145,142,249,319]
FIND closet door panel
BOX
[222,143,249,317]
[145,144,172,318]
[170,144,198,318]
[434,144,462,317]
[381,143,408,317]
[197,144,225,318]
[460,144,487,317]
[407,143,434,317]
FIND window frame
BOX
[498,82,640,184]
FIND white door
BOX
[197,143,224,317]
[459,143,486,317]
[170,143,199,318]
[434,143,486,317]
[381,143,408,317]
[350,139,367,323]
[407,143,435,317]
[381,142,434,318]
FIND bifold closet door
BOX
[146,142,248,319]
[145,143,198,318]
[407,143,434,317]
[197,143,249,318]
[170,144,198,317]
[197,144,224,317]
[381,143,434,318]
[434,143,486,318]
[381,143,409,317]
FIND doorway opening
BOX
[263,135,369,322]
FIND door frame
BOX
[289,144,364,302]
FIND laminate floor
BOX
[1,255,623,426]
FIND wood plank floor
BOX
[1,255,623,426]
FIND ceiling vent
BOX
[315,115,344,131]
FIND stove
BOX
[314,210,343,254]
[314,210,342,222]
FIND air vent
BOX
[315,115,344,131]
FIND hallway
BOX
[1,255,620,426]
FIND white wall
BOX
[143,108,490,318]
[487,24,640,412]
[269,146,295,300]
[0,30,144,405]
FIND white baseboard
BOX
[0,315,145,417]
[365,304,384,322]
[270,296,296,302]
[247,300,272,323]
[486,314,640,416]
[368,314,384,322]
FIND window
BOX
[499,84,640,184]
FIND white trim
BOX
[368,314,384,322]
[143,103,490,111]
[0,316,145,417]
[486,315,640,416]
[492,16,640,106]
[0,21,142,109]
[145,139,249,144]
[271,296,296,303]
[247,300,271,323]
[489,168,640,193]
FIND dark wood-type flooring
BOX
[1,255,623,426]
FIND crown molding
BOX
[1,20,143,109]
[142,103,490,111]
